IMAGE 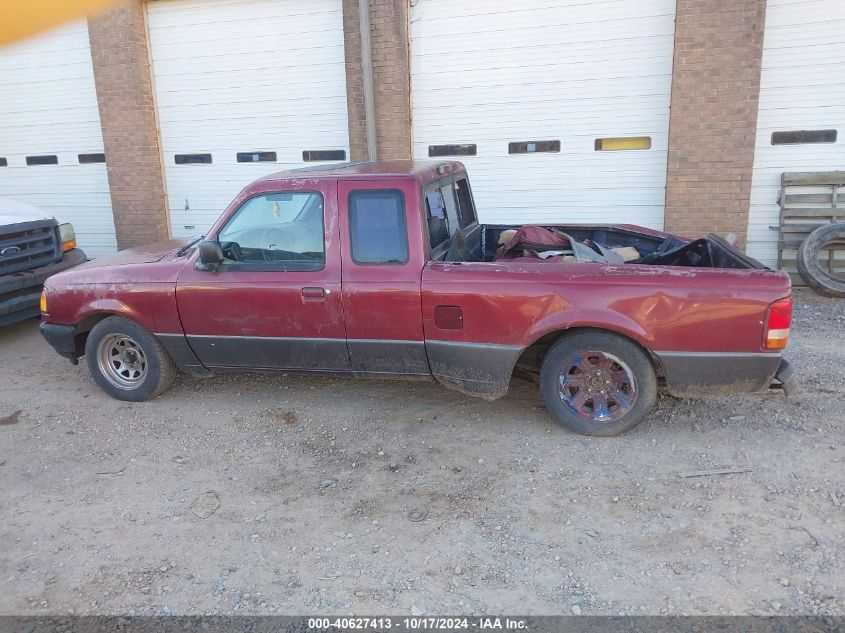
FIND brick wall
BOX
[664,0,767,249]
[88,0,169,249]
[370,0,412,160]
[342,0,412,161]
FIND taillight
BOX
[764,297,792,350]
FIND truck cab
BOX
[175,161,445,378]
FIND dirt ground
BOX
[0,289,842,617]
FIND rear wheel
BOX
[85,316,177,401]
[539,331,656,436]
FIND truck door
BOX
[419,174,522,399]
[338,179,430,375]
[175,179,350,371]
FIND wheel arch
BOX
[76,311,114,334]
[513,326,664,379]
[72,311,147,358]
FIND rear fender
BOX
[526,309,654,351]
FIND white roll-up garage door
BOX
[0,21,117,257]
[410,0,676,228]
[146,0,350,237]
[747,0,845,265]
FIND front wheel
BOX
[85,316,177,401]
[539,331,657,436]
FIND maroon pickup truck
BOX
[40,161,793,436]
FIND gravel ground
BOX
[0,289,842,616]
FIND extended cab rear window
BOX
[425,188,450,251]
[453,177,477,228]
[348,189,409,265]
[425,176,477,254]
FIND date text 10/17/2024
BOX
[307,617,528,631]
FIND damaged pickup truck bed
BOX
[40,161,794,436]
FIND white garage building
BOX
[748,0,845,265]
[0,21,117,257]
[411,0,676,231]
[0,0,841,266]
[146,0,351,237]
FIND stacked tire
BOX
[796,223,845,298]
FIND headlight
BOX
[40,289,48,313]
[58,223,77,252]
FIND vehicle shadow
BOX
[0,316,40,345]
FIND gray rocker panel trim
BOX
[425,340,524,400]
[655,351,783,397]
[163,335,431,376]
[347,338,430,375]
[159,334,523,399]
[185,335,352,371]
[156,333,211,376]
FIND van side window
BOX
[348,189,409,264]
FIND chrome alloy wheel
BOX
[96,333,148,390]
[558,350,637,422]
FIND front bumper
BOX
[0,248,87,326]
[40,321,82,361]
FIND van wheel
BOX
[539,331,656,436]
[85,316,177,401]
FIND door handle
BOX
[301,287,329,301]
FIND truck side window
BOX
[440,182,460,235]
[217,192,325,271]
[348,189,409,265]
[453,178,477,228]
[425,189,450,250]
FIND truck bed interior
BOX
[443,224,768,270]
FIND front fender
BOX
[44,283,155,333]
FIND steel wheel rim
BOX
[558,350,637,423]
[96,334,148,390]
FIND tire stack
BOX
[796,223,845,297]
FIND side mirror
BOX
[196,240,224,272]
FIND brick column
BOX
[342,0,369,161]
[88,0,169,249]
[342,0,412,161]
[664,0,767,249]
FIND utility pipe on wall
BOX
[358,0,378,161]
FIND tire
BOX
[84,316,177,401]
[539,331,657,437]
[796,223,845,298]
